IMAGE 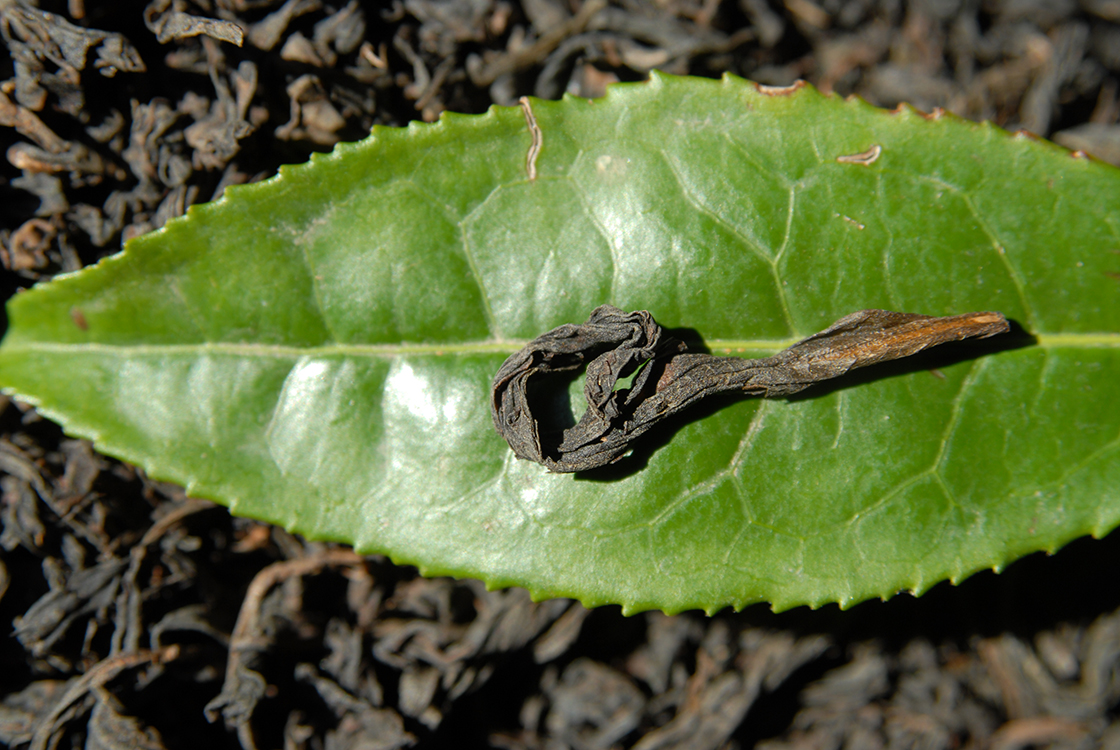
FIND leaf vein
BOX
[10,333,1118,360]
[719,132,792,190]
[875,173,903,309]
[908,174,1037,328]
[1036,425,1120,496]
[956,190,1037,328]
[566,174,621,302]
[294,206,341,343]
[730,399,772,481]
[930,357,989,499]
[458,186,509,338]
[770,186,798,336]
[656,149,774,266]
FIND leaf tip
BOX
[717,70,747,87]
[887,101,928,120]
[904,582,928,599]
[770,597,814,614]
[1090,522,1117,540]
[645,68,695,90]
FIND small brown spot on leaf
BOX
[70,307,88,331]
[837,145,882,166]
[519,96,542,181]
[755,81,806,96]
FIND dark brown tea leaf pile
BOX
[4,0,1119,747]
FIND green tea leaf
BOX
[2,73,1118,614]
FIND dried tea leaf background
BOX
[1,73,1118,614]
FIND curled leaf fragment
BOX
[491,305,1010,473]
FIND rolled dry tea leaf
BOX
[491,306,1009,473]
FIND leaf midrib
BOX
[6,332,1119,359]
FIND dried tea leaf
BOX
[14,557,126,655]
[294,663,414,748]
[143,0,245,46]
[86,691,167,750]
[491,306,1008,472]
[247,0,321,51]
[0,680,72,746]
[545,659,644,748]
[1,6,145,79]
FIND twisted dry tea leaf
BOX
[492,306,1010,473]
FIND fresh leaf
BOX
[2,73,1118,614]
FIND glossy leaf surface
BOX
[2,73,1118,614]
